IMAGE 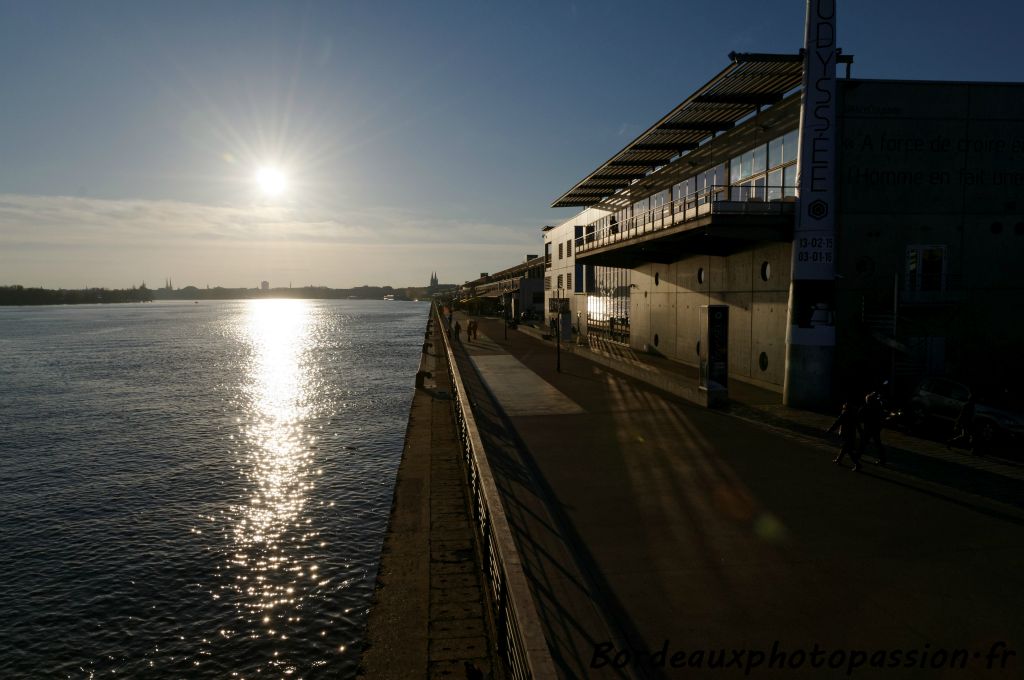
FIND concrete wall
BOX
[629,241,792,391]
[837,79,1024,396]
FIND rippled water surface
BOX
[0,300,428,678]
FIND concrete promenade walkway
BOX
[451,314,1024,679]
[514,320,1024,511]
[361,317,499,679]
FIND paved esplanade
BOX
[452,315,1024,679]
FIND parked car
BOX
[906,377,1024,444]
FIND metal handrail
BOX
[576,184,797,253]
[432,303,557,680]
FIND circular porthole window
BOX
[697,267,705,284]
[654,333,660,347]
[759,351,769,372]
[655,272,660,286]
[760,261,771,282]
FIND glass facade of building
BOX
[579,128,799,239]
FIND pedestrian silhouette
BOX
[453,320,462,342]
[948,394,976,453]
[858,391,887,465]
[828,402,862,472]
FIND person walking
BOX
[453,320,462,342]
[828,402,862,472]
[948,394,977,453]
[858,391,887,465]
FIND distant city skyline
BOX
[3,0,1023,288]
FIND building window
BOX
[906,245,946,291]
[783,165,797,198]
[730,129,798,201]
[545,242,551,268]
[558,242,564,259]
[651,189,669,221]
[566,273,572,291]
[566,239,572,256]
[696,164,725,204]
[544,276,551,290]
[557,274,563,289]
[673,177,696,205]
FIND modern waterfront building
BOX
[542,9,1024,406]
[458,256,545,320]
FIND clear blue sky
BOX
[2,0,1021,289]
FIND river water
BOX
[0,299,427,678]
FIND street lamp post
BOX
[555,288,562,373]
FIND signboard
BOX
[785,0,838,406]
[794,0,837,285]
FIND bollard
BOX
[415,370,433,389]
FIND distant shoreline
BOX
[0,284,449,306]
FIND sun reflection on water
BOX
[231,299,323,658]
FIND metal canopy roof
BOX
[552,52,807,209]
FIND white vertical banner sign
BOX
[795,0,837,283]
[784,0,838,406]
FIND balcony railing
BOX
[575,184,796,254]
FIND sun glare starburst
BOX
[255,166,288,198]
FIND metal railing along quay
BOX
[575,184,797,254]
[432,303,557,680]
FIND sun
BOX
[255,166,287,198]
